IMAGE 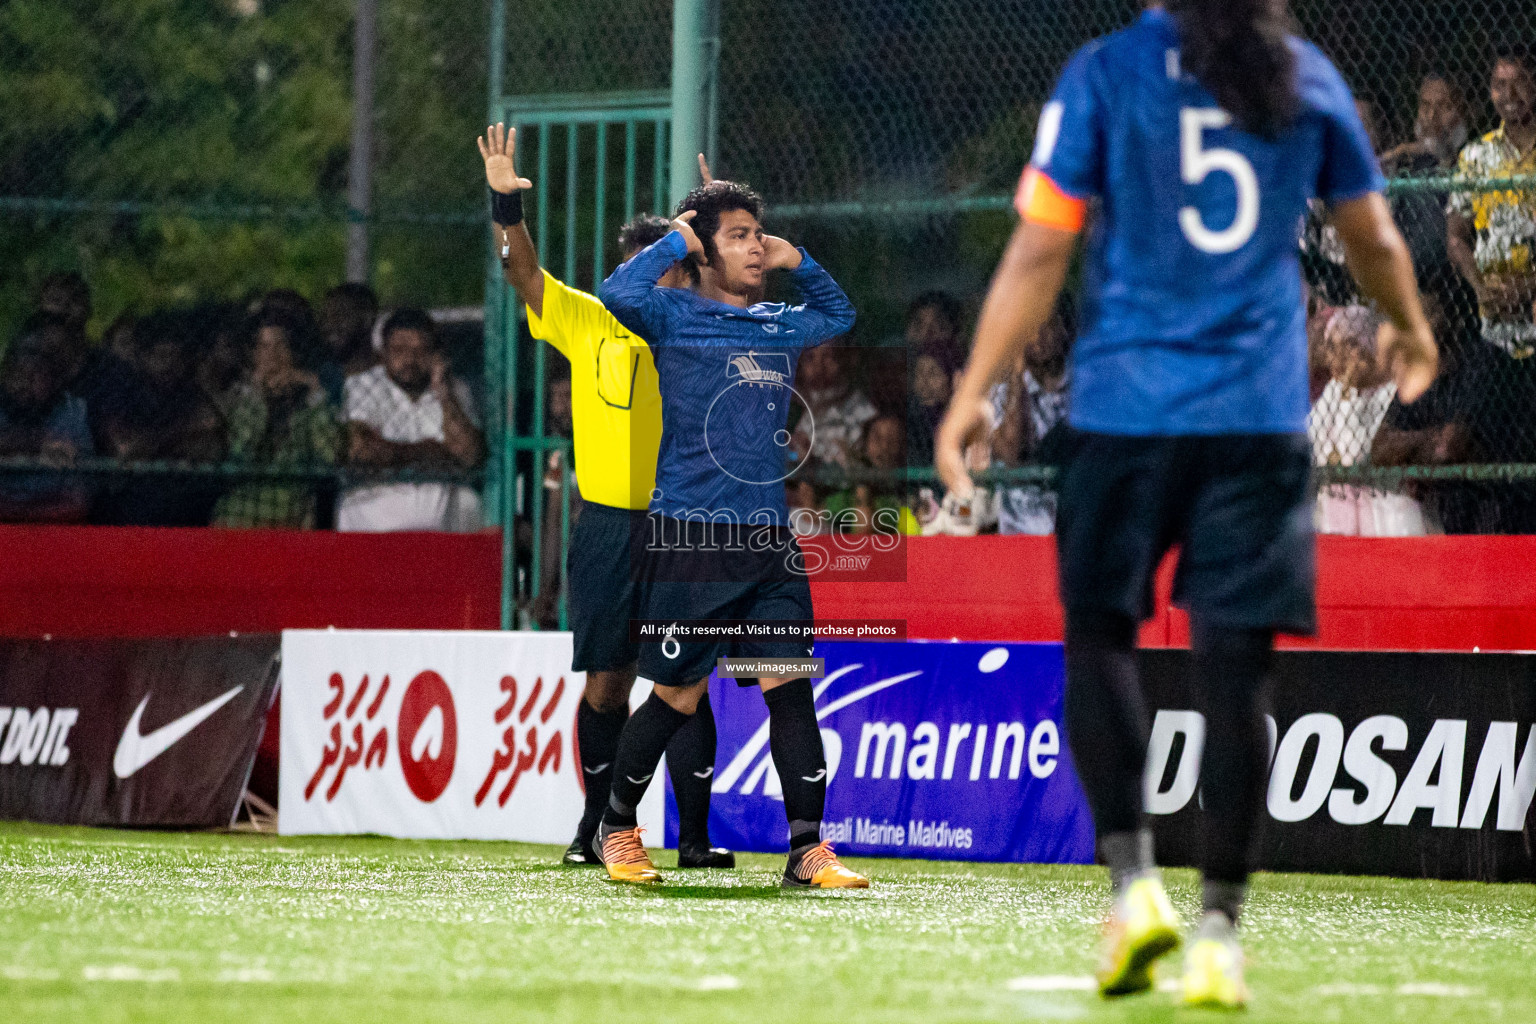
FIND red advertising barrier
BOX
[0,525,501,638]
[806,534,1536,652]
[0,527,1529,652]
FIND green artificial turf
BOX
[1,820,1532,1023]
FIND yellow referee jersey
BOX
[525,269,661,510]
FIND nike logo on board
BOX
[113,687,244,779]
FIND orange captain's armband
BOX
[1016,167,1087,233]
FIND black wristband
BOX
[490,188,524,226]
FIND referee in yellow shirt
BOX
[478,123,732,868]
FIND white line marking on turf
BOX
[1315,983,1385,996]
[82,965,180,982]
[218,968,277,983]
[1397,983,1481,997]
[2,966,61,981]
[697,975,741,991]
[1007,976,1095,992]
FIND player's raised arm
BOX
[1330,194,1438,403]
[936,219,1077,498]
[767,235,857,342]
[596,212,701,339]
[477,123,544,317]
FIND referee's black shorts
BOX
[566,501,649,673]
[1054,429,1316,635]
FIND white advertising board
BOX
[279,630,662,845]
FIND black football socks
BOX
[599,690,691,841]
[575,699,629,844]
[763,678,826,852]
[666,693,718,850]
[1064,607,1155,896]
[1191,619,1275,925]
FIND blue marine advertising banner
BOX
[667,641,1094,864]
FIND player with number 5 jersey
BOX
[937,0,1438,1010]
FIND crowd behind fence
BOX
[6,1,1536,627]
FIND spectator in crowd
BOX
[317,283,379,405]
[991,300,1072,535]
[338,308,485,532]
[0,332,92,524]
[87,307,137,378]
[92,311,225,525]
[1303,92,1392,303]
[529,369,575,630]
[823,413,917,535]
[863,344,908,419]
[1381,73,1470,279]
[1382,73,1469,173]
[35,272,91,337]
[103,312,138,366]
[212,311,341,529]
[1354,96,1385,155]
[902,291,965,367]
[1446,46,1536,528]
[1371,285,1501,533]
[26,284,91,389]
[196,307,253,420]
[253,288,318,334]
[786,476,825,536]
[788,343,877,469]
[1308,304,1430,535]
[906,341,958,469]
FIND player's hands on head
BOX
[763,235,803,272]
[672,210,706,262]
[477,123,533,195]
[935,395,994,501]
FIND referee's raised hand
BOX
[477,122,533,194]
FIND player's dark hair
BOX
[617,214,673,255]
[676,181,765,268]
[1166,0,1299,139]
[381,307,439,349]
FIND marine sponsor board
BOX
[683,642,1536,880]
[0,636,279,827]
[1140,650,1536,882]
[673,641,1097,864]
[282,631,1536,880]
[278,630,663,843]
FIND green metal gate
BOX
[483,91,673,630]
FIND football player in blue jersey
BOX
[590,180,869,890]
[938,0,1437,1008]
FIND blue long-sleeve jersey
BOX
[598,230,856,524]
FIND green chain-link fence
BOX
[5,1,1536,628]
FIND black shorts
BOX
[567,501,648,673]
[1055,430,1316,635]
[637,515,815,687]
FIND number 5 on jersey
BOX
[1179,108,1259,254]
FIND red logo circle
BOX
[397,670,457,802]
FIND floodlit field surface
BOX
[2,821,1533,1024]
